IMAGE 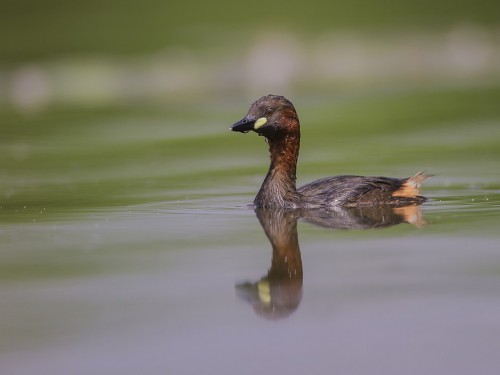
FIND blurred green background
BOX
[1,0,500,217]
[1,0,499,62]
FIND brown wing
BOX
[350,172,430,207]
[299,173,429,207]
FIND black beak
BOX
[230,117,256,133]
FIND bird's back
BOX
[298,173,428,207]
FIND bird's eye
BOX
[266,107,272,113]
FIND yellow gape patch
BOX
[257,280,271,304]
[254,117,267,130]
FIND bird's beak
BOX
[230,117,268,133]
[230,117,256,133]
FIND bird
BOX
[230,94,429,209]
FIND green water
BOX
[1,85,500,374]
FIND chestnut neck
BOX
[254,129,301,208]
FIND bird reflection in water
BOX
[236,205,425,320]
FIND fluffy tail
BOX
[392,172,431,199]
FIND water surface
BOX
[1,87,500,374]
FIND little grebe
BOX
[230,94,428,208]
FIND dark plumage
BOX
[230,94,428,208]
